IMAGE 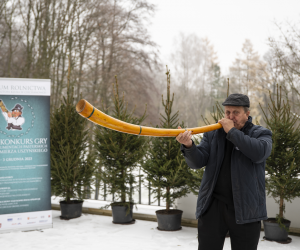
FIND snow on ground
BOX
[1,210,300,250]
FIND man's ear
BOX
[246,111,250,117]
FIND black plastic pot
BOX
[111,202,133,224]
[156,209,183,231]
[263,218,291,241]
[60,200,83,219]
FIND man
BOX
[1,103,25,130]
[176,94,272,250]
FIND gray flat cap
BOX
[222,93,250,107]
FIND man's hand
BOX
[176,126,192,148]
[218,118,234,133]
[7,112,12,117]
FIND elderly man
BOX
[176,94,272,250]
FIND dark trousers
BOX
[198,198,261,250]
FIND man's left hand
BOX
[218,118,234,133]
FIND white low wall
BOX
[175,193,300,229]
[265,196,300,228]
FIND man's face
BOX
[224,106,250,130]
[12,110,22,117]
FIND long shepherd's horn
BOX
[76,99,222,137]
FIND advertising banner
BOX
[0,78,52,233]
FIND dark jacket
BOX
[180,117,272,224]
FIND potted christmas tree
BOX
[142,68,199,231]
[50,78,95,219]
[94,78,147,224]
[260,85,300,243]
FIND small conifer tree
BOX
[94,77,147,208]
[142,68,199,210]
[50,83,95,203]
[260,85,300,226]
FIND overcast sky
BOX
[147,0,300,74]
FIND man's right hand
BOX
[7,112,12,117]
[176,126,193,148]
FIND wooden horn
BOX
[76,99,222,137]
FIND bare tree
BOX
[0,0,160,125]
[269,21,300,113]
[84,0,160,123]
[170,33,221,127]
[229,39,270,123]
[0,0,23,77]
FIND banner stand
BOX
[0,78,52,233]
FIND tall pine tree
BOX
[142,68,199,211]
[94,77,147,207]
[260,85,300,224]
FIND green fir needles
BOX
[50,84,95,203]
[94,77,147,209]
[260,85,300,228]
[142,67,200,211]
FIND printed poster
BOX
[0,78,52,232]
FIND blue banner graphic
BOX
[0,79,51,218]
